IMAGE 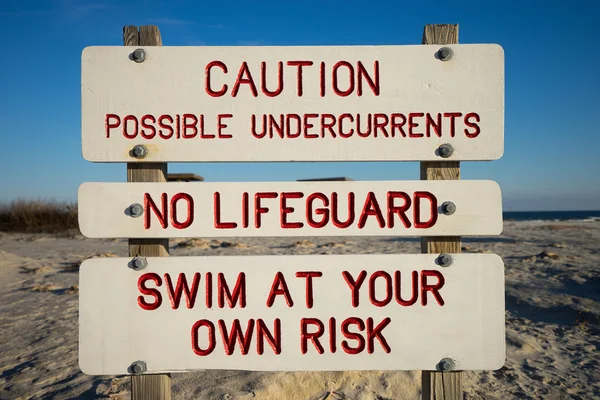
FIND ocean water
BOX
[503,210,600,222]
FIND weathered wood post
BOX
[420,23,462,400]
[123,24,172,400]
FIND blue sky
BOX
[0,0,598,211]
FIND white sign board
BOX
[77,180,503,238]
[79,254,505,375]
[81,44,504,162]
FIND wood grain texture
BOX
[127,163,168,183]
[139,25,163,46]
[129,239,169,257]
[420,23,463,400]
[124,25,171,400]
[123,26,138,46]
[131,375,171,400]
[422,371,462,400]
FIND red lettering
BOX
[251,114,266,138]
[214,192,237,229]
[242,192,249,228]
[387,191,411,228]
[358,192,385,229]
[366,317,391,353]
[331,192,355,228]
[301,318,324,354]
[426,113,442,137]
[205,272,213,308]
[342,270,367,307]
[341,317,365,354]
[369,271,392,307]
[182,114,198,138]
[205,61,228,97]
[269,114,284,138]
[332,61,355,97]
[338,113,354,138]
[356,113,372,137]
[164,272,200,309]
[373,113,389,137]
[286,114,301,138]
[123,115,138,139]
[158,115,174,139]
[357,61,380,96]
[255,192,278,228]
[266,272,294,307]
[144,193,168,229]
[261,61,283,97]
[464,112,481,138]
[319,62,326,97]
[232,62,258,97]
[140,115,156,139]
[408,112,424,138]
[171,192,194,229]
[421,270,445,306]
[321,114,337,138]
[257,318,282,355]
[218,272,246,308]
[281,192,304,229]
[105,114,120,138]
[306,192,330,228]
[391,113,406,138]
[218,114,233,138]
[286,61,313,96]
[137,272,162,310]
[303,113,318,138]
[219,319,255,355]
[191,319,216,356]
[414,191,438,229]
[329,317,337,353]
[295,271,322,308]
[395,271,419,306]
[444,112,462,138]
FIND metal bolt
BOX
[437,47,453,61]
[129,203,144,218]
[131,48,146,63]
[437,253,452,267]
[130,257,148,271]
[441,201,456,216]
[130,360,147,375]
[437,143,453,158]
[131,145,148,159]
[439,358,455,371]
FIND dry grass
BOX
[0,199,78,233]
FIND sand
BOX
[0,220,599,399]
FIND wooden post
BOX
[124,25,172,400]
[420,24,462,400]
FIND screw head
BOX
[129,203,144,218]
[131,257,148,271]
[131,145,148,159]
[437,253,452,268]
[437,143,454,158]
[441,201,456,216]
[437,47,453,61]
[130,360,147,374]
[439,358,455,371]
[131,48,146,63]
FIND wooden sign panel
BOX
[77,180,503,238]
[79,254,506,375]
[81,44,504,162]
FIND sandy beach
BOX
[0,219,599,399]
